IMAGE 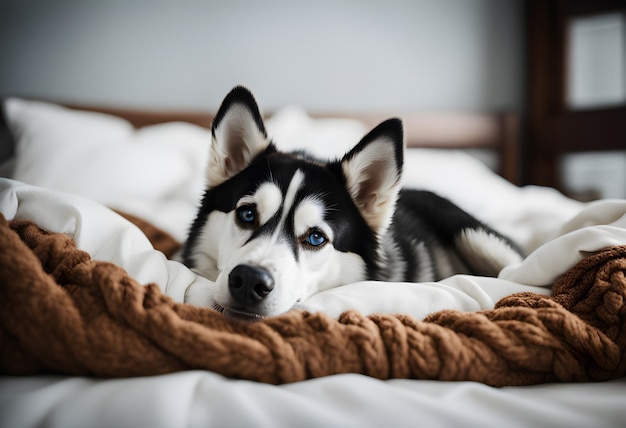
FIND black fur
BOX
[183,150,380,273]
[389,189,522,279]
[211,86,267,139]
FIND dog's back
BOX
[380,189,523,283]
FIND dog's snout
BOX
[228,265,275,304]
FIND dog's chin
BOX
[211,302,266,323]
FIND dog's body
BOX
[182,87,523,321]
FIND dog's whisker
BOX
[211,302,225,313]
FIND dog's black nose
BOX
[228,265,275,304]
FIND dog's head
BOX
[184,86,404,321]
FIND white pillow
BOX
[266,106,368,158]
[4,98,211,241]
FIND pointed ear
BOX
[341,118,404,237]
[206,86,272,188]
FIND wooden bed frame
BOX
[59,103,522,185]
[525,0,626,196]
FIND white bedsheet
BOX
[2,372,625,428]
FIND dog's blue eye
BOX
[306,231,327,247]
[237,205,256,224]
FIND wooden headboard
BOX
[525,0,626,197]
[60,103,522,185]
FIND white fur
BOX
[430,243,469,279]
[455,228,523,276]
[206,104,270,188]
[210,231,366,317]
[341,138,402,238]
[271,169,304,242]
[413,241,436,282]
[376,238,407,282]
[189,182,282,280]
[189,211,229,281]
[239,182,282,225]
[194,170,367,318]
[293,197,326,238]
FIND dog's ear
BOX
[340,118,404,237]
[207,86,272,188]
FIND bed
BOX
[1,96,625,428]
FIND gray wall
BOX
[0,0,523,112]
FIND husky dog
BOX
[182,86,522,321]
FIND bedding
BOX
[1,98,626,427]
[1,193,626,385]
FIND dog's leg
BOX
[398,189,523,277]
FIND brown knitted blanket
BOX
[1,213,625,386]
